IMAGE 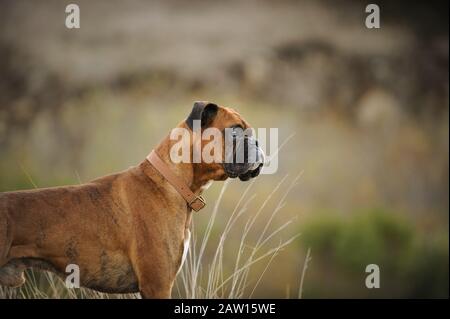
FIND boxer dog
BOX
[0,102,264,298]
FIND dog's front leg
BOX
[139,283,172,299]
[132,254,175,299]
[136,270,173,299]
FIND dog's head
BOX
[184,101,264,181]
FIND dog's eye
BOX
[228,125,245,139]
[230,126,240,137]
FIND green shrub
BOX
[300,209,448,298]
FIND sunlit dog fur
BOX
[0,102,263,298]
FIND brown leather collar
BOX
[146,150,206,212]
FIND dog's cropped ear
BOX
[185,101,218,130]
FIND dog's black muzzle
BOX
[223,129,265,181]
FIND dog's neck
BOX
[152,135,220,196]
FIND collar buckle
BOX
[189,196,206,212]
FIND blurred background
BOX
[0,0,448,298]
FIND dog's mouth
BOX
[237,163,263,181]
[223,163,263,180]
[223,149,265,181]
[222,131,265,181]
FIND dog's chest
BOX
[177,228,191,275]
